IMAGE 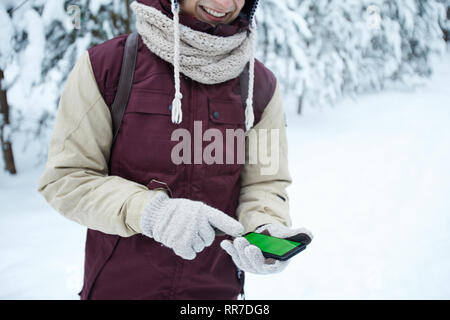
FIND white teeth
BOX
[203,7,226,18]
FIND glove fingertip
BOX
[206,207,244,237]
[220,239,232,250]
[246,244,261,256]
[184,252,196,260]
[220,221,245,238]
[230,225,245,237]
[234,236,250,247]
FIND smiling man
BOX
[181,0,245,25]
[38,0,312,300]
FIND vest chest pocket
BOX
[117,90,179,177]
[206,98,246,175]
[124,90,178,136]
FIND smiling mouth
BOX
[199,5,231,22]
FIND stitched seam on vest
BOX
[169,261,182,299]
[171,260,185,299]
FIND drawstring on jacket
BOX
[170,0,183,124]
[170,0,257,131]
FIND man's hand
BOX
[140,191,244,260]
[220,224,313,274]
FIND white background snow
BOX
[1,50,449,300]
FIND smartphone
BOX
[243,232,307,261]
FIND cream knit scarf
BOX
[130,1,256,130]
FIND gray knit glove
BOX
[220,224,313,274]
[140,191,245,260]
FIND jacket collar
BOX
[136,0,251,36]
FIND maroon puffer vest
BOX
[79,1,276,300]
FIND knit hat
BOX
[168,0,259,130]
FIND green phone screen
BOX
[244,232,302,256]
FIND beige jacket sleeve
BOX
[237,81,293,233]
[37,51,160,237]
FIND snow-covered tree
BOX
[256,0,448,113]
[438,0,450,42]
[1,0,448,173]
[0,0,45,174]
[256,0,311,113]
[0,0,135,173]
[41,0,135,86]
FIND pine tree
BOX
[437,0,450,42]
[2,0,448,173]
[256,0,447,113]
[0,0,38,174]
[34,0,135,163]
[0,0,135,172]
[41,0,135,87]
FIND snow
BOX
[1,53,450,299]
[41,0,68,30]
[0,2,14,70]
[246,52,450,299]
[17,9,45,94]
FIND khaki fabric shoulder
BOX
[37,51,159,237]
[237,80,293,233]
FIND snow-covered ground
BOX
[1,54,450,300]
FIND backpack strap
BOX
[110,32,139,146]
